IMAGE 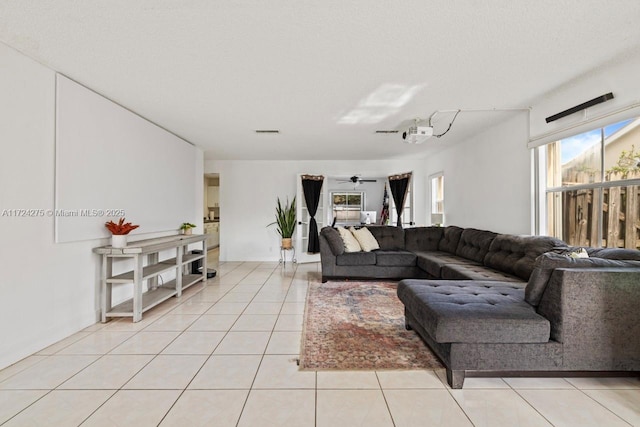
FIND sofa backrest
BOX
[437,226,464,254]
[404,227,444,252]
[366,225,405,250]
[525,252,640,306]
[587,247,640,260]
[484,234,567,281]
[454,228,497,263]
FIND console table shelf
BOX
[163,273,204,291]
[93,234,208,322]
[107,287,178,318]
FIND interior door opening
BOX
[204,173,220,264]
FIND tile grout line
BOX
[376,372,397,427]
[506,381,558,427]
[573,385,635,426]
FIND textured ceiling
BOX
[1,1,639,160]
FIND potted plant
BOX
[180,222,197,235]
[268,196,296,249]
[105,218,139,248]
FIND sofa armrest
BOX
[537,268,640,370]
[319,234,337,281]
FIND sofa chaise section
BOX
[398,252,640,388]
[398,280,550,344]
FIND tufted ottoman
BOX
[397,279,553,387]
[398,279,550,343]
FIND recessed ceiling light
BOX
[255,130,280,134]
[375,130,399,134]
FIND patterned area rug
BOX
[299,280,443,370]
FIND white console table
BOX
[93,234,208,322]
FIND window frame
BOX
[330,190,365,226]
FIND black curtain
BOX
[301,175,324,253]
[389,173,411,227]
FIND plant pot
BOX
[281,238,292,249]
[183,228,193,235]
[111,235,127,248]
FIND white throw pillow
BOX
[568,248,589,258]
[350,227,380,252]
[337,226,362,252]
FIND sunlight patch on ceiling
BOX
[338,83,424,125]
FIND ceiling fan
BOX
[337,175,378,186]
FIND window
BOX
[331,191,364,225]
[430,173,444,225]
[540,117,640,249]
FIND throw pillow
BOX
[320,227,345,256]
[350,226,380,252]
[337,226,362,252]
[552,246,590,258]
[568,248,589,259]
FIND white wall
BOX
[423,113,532,235]
[205,159,427,261]
[529,49,640,146]
[0,44,202,369]
[55,75,198,242]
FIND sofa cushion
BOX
[441,263,525,283]
[415,251,481,278]
[366,226,405,250]
[525,252,640,306]
[484,234,567,281]
[336,251,376,266]
[350,226,380,252]
[438,226,463,254]
[404,227,444,252]
[320,227,344,256]
[398,279,550,343]
[337,226,361,253]
[375,250,417,267]
[455,228,497,263]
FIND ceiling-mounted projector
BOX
[402,126,434,144]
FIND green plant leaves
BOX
[268,196,296,238]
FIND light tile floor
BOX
[1,254,639,426]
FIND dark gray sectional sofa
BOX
[319,225,640,388]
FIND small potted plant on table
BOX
[105,218,139,248]
[180,222,197,235]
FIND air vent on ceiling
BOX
[375,130,399,134]
[255,129,280,134]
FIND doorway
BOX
[204,173,220,265]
